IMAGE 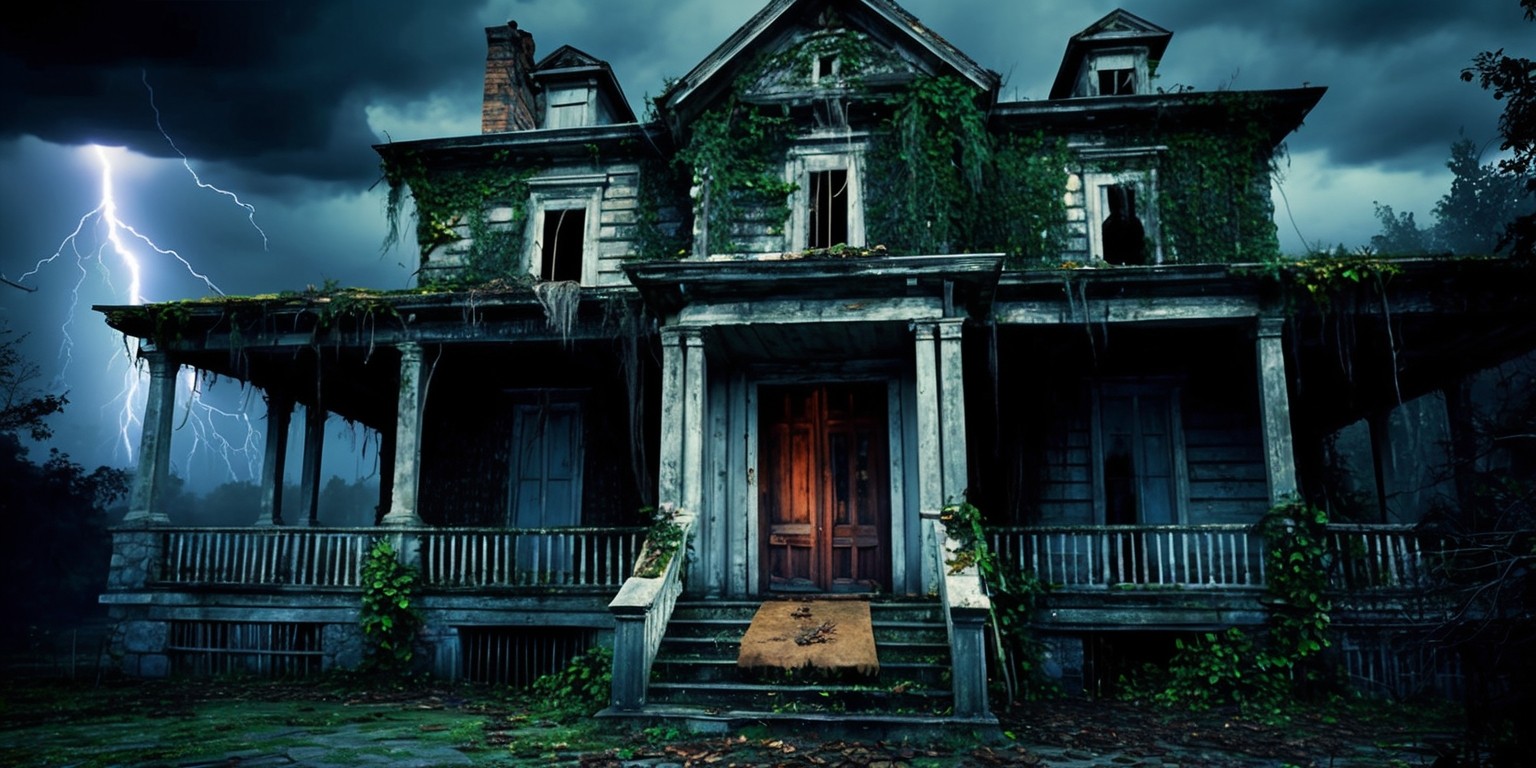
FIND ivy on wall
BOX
[675,98,797,256]
[382,148,540,287]
[866,76,1071,266]
[1155,95,1284,264]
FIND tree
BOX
[1368,202,1429,255]
[1462,0,1536,258]
[1434,138,1532,255]
[0,324,66,440]
[0,328,128,647]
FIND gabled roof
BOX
[531,43,638,124]
[1049,9,1172,99]
[657,0,999,133]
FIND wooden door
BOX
[760,383,889,593]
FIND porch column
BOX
[381,342,426,527]
[298,404,326,527]
[913,319,969,586]
[123,350,176,526]
[1256,316,1298,503]
[680,329,706,524]
[658,328,684,507]
[255,394,293,526]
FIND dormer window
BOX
[1088,52,1143,96]
[544,86,591,129]
[1098,67,1135,96]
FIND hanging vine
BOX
[675,98,797,256]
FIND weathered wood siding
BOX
[1182,409,1269,522]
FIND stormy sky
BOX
[0,0,1526,486]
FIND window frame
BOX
[525,176,604,284]
[1082,168,1162,265]
[1089,379,1190,526]
[505,390,587,530]
[786,144,864,252]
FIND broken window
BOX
[539,208,585,282]
[808,169,849,249]
[1098,68,1135,96]
[1100,184,1146,265]
[815,54,839,82]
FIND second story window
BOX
[808,169,849,249]
[539,207,586,282]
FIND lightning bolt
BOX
[10,72,268,489]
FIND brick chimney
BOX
[482,21,537,133]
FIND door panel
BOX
[760,383,889,593]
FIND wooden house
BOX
[96,0,1536,724]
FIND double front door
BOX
[759,383,890,593]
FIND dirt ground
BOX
[0,677,1467,767]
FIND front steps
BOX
[619,598,975,729]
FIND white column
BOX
[255,394,292,526]
[382,342,426,526]
[123,351,176,525]
[680,329,705,524]
[936,318,969,501]
[912,321,944,592]
[657,328,685,508]
[298,404,326,527]
[1256,316,1298,503]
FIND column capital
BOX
[1255,315,1286,339]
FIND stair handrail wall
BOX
[607,517,693,711]
[936,522,992,720]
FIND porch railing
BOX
[418,527,645,589]
[157,528,375,588]
[1327,524,1440,590]
[989,524,1264,590]
[989,523,1438,592]
[148,526,644,590]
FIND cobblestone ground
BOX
[0,679,1464,767]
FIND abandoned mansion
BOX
[96,0,1536,724]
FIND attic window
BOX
[540,208,585,282]
[1098,68,1135,96]
[545,87,590,129]
[814,55,839,83]
[808,169,849,249]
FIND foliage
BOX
[0,435,128,646]
[675,98,796,256]
[632,504,685,578]
[1258,501,1334,666]
[1369,203,1431,255]
[1146,502,1336,721]
[1434,137,1533,255]
[1461,0,1536,258]
[864,77,1070,265]
[381,148,539,284]
[0,325,68,441]
[359,537,423,672]
[528,645,613,719]
[631,142,692,262]
[940,500,1055,704]
[1156,96,1283,263]
[1242,251,1404,312]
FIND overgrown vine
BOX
[941,500,1054,704]
[381,148,540,285]
[359,537,423,673]
[675,98,796,256]
[1155,95,1283,263]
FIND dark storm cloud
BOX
[0,1,494,185]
